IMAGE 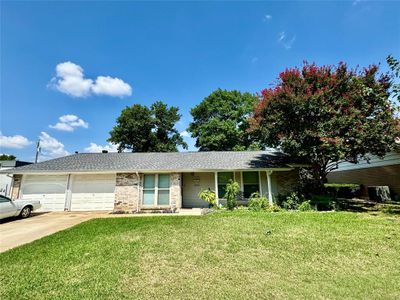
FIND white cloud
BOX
[263,14,272,21]
[49,114,89,132]
[39,132,69,159]
[92,76,132,97]
[0,132,32,149]
[49,61,132,98]
[278,31,296,50]
[84,142,119,153]
[180,130,190,138]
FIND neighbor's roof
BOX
[1,151,298,174]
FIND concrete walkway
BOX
[0,209,202,253]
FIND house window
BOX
[243,171,260,198]
[217,172,234,198]
[143,174,170,206]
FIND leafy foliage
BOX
[248,192,269,211]
[250,62,399,187]
[198,189,217,208]
[281,192,304,210]
[188,89,259,151]
[0,154,16,160]
[298,200,315,211]
[108,101,187,152]
[224,180,240,210]
[387,55,400,102]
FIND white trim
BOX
[214,172,219,205]
[19,174,25,200]
[64,174,72,211]
[266,171,273,206]
[6,168,294,176]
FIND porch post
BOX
[214,172,219,206]
[266,170,273,206]
[258,171,263,197]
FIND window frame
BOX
[142,174,171,207]
[242,171,260,199]
[217,172,234,199]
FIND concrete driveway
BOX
[0,212,105,253]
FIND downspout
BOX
[136,172,140,213]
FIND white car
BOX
[0,195,41,220]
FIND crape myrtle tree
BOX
[188,89,260,151]
[108,101,188,152]
[249,62,399,188]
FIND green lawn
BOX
[1,212,399,299]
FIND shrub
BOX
[198,189,217,208]
[225,180,240,210]
[324,183,361,199]
[298,200,315,211]
[248,192,269,211]
[310,195,336,211]
[282,192,303,210]
[265,204,282,212]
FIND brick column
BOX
[170,173,182,210]
[114,173,140,213]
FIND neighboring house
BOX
[328,151,400,200]
[0,160,32,197]
[2,151,301,212]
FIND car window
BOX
[0,195,11,203]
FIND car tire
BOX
[20,206,31,218]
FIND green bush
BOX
[198,189,217,208]
[282,192,303,210]
[324,183,361,198]
[265,204,282,212]
[225,180,240,210]
[298,200,315,211]
[248,192,269,211]
[311,195,336,211]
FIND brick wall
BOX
[114,173,140,213]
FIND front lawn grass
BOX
[1,211,399,299]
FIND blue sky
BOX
[1,1,399,161]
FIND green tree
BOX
[225,180,240,210]
[0,154,16,160]
[250,62,399,188]
[188,89,258,151]
[387,55,400,102]
[108,101,187,152]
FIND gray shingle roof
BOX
[1,151,297,174]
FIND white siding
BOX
[21,175,68,211]
[70,174,115,211]
[182,172,214,208]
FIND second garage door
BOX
[70,174,116,211]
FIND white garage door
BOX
[21,175,68,211]
[70,174,115,211]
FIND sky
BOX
[1,1,399,162]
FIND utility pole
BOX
[35,140,41,163]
